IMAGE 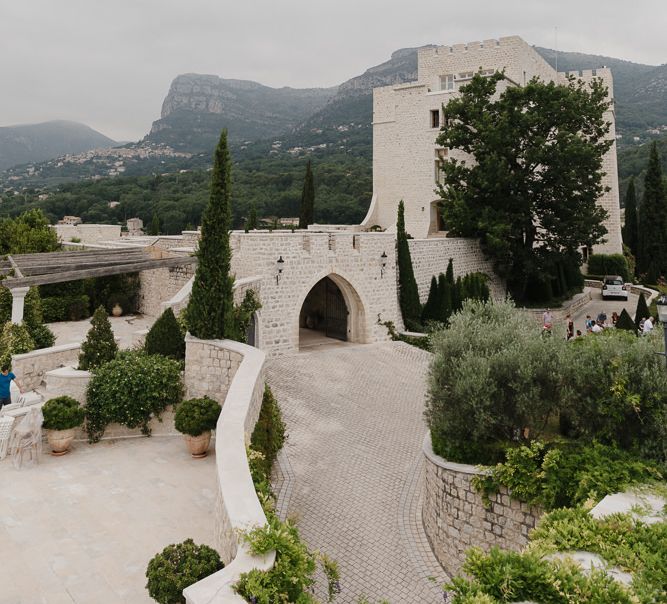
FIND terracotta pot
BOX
[184,431,211,458]
[47,428,77,456]
[111,303,123,317]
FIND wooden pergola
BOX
[0,247,197,323]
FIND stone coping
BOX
[44,366,90,379]
[12,342,81,361]
[400,330,428,339]
[422,432,489,476]
[183,337,275,604]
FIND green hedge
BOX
[41,295,91,322]
[587,253,631,282]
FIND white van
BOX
[602,275,628,300]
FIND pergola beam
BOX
[6,255,24,278]
[0,256,197,288]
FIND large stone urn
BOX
[184,431,211,458]
[47,428,77,456]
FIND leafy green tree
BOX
[622,177,638,260]
[436,72,611,302]
[616,308,636,333]
[634,292,651,331]
[298,160,315,229]
[0,209,59,254]
[186,130,236,340]
[396,200,421,330]
[637,143,667,282]
[144,308,185,360]
[78,306,118,370]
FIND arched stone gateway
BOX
[298,273,367,349]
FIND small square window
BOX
[440,74,455,91]
[430,109,440,129]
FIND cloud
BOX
[0,0,662,140]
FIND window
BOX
[430,109,440,129]
[440,74,455,91]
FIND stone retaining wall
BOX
[12,343,81,391]
[183,336,274,604]
[422,434,542,576]
[138,264,196,317]
[408,238,505,301]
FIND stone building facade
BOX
[362,35,622,254]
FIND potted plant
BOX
[42,396,85,456]
[174,397,221,458]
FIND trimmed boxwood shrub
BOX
[146,539,223,604]
[85,351,183,442]
[144,308,185,360]
[0,321,35,356]
[174,397,221,436]
[42,396,85,431]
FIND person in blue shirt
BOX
[0,363,23,408]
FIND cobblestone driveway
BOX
[267,341,447,604]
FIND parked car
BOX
[602,275,628,300]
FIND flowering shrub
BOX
[85,351,183,442]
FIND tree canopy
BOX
[436,72,612,302]
[0,208,59,254]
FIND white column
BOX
[10,287,30,324]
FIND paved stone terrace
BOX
[267,341,448,604]
[0,437,216,604]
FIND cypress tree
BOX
[421,276,439,323]
[150,213,160,236]
[186,130,236,340]
[79,306,118,370]
[245,203,258,231]
[637,143,667,283]
[396,200,422,330]
[616,308,636,334]
[298,160,315,229]
[453,276,463,312]
[622,177,639,260]
[436,273,452,323]
[634,292,651,331]
[144,308,185,360]
[445,258,455,285]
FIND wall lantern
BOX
[276,256,285,285]
[380,251,388,279]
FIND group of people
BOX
[542,307,656,339]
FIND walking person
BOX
[542,308,553,330]
[0,363,22,409]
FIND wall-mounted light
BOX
[276,256,285,285]
[380,251,387,279]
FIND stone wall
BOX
[12,343,81,391]
[229,231,401,356]
[182,337,275,604]
[422,434,542,576]
[138,264,195,317]
[52,224,121,244]
[408,238,504,301]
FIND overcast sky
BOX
[0,0,663,141]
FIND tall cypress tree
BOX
[396,200,422,330]
[436,273,451,323]
[445,258,455,285]
[622,177,638,259]
[246,203,258,231]
[637,143,667,283]
[421,276,439,323]
[298,160,315,229]
[634,292,651,331]
[186,130,236,340]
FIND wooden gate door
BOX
[325,279,348,341]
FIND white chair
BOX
[9,407,43,469]
[0,416,15,460]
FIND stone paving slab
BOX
[267,341,448,604]
[0,436,216,604]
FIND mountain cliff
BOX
[146,74,336,151]
[0,120,116,171]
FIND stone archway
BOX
[298,274,367,349]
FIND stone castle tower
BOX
[361,35,622,255]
